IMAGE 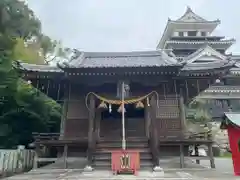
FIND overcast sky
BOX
[27,0,240,53]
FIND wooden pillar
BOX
[179,144,185,168]
[95,110,101,141]
[60,83,70,140]
[185,80,189,102]
[87,94,96,166]
[63,144,68,169]
[145,98,151,138]
[150,95,160,166]
[195,145,200,164]
[179,95,186,136]
[208,143,216,168]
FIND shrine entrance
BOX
[100,103,146,138]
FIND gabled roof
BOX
[176,6,207,22]
[170,6,220,24]
[62,50,181,69]
[183,45,227,64]
[181,45,235,71]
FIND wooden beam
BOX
[37,158,58,162]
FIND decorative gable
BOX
[177,7,206,22]
[185,45,227,64]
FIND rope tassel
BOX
[117,104,126,113]
[135,101,144,109]
[98,101,107,109]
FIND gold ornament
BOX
[135,101,144,109]
[98,101,107,109]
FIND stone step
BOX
[93,159,153,168]
[94,153,152,161]
[97,142,149,148]
[99,137,148,143]
[95,148,151,153]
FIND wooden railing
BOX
[32,133,60,141]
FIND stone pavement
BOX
[3,158,240,179]
[3,169,240,180]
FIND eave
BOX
[157,20,221,49]
[166,39,235,50]
[196,85,240,99]
[221,112,240,129]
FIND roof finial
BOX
[186,6,193,13]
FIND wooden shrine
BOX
[221,113,240,176]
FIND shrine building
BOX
[17,7,240,170]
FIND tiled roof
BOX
[17,62,63,73]
[181,61,235,71]
[174,7,220,24]
[197,85,240,99]
[65,50,181,68]
[229,67,240,75]
[166,39,235,45]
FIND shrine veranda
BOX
[17,7,240,170]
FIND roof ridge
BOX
[83,50,162,58]
[176,6,207,22]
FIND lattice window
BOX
[156,98,180,118]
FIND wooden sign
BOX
[111,150,140,175]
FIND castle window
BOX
[188,31,197,36]
[201,32,207,36]
[179,32,184,37]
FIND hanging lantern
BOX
[135,101,144,109]
[117,104,126,113]
[98,101,107,110]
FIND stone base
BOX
[152,166,164,177]
[83,165,93,172]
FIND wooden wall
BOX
[62,80,185,140]
[64,87,89,139]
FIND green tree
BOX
[13,38,45,64]
[0,0,61,148]
[0,0,41,39]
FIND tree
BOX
[12,38,45,64]
[39,35,71,64]
[0,0,62,148]
[0,0,41,39]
